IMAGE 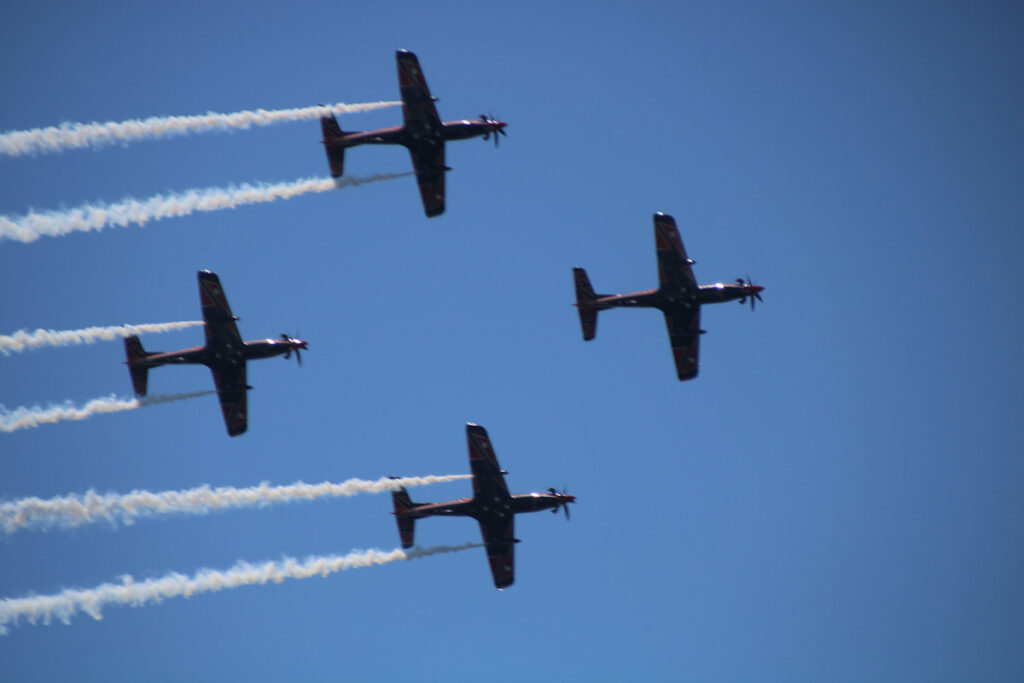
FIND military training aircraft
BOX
[391,423,575,589]
[573,212,764,381]
[319,49,507,217]
[123,270,308,437]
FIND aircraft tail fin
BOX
[320,113,347,177]
[123,335,153,396]
[573,267,601,341]
[390,479,417,548]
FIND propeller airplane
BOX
[319,50,507,217]
[573,213,764,381]
[390,423,575,589]
[123,270,308,436]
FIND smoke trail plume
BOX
[0,173,412,244]
[2,475,473,534]
[0,391,214,433]
[0,321,203,356]
[0,101,400,156]
[0,543,479,633]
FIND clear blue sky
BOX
[2,1,1022,681]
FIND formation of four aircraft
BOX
[121,50,764,588]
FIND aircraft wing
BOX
[467,423,511,501]
[478,516,515,589]
[396,50,441,133]
[466,423,515,588]
[210,364,248,436]
[664,306,701,381]
[407,144,446,217]
[654,213,697,294]
[197,270,243,352]
[396,51,446,216]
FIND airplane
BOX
[122,270,308,437]
[390,423,575,589]
[573,212,764,381]
[319,49,507,218]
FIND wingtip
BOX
[465,422,490,439]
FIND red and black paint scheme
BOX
[123,270,308,437]
[319,50,507,218]
[573,213,764,381]
[391,423,574,589]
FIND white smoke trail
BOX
[0,100,400,156]
[1,475,473,534]
[0,391,214,433]
[0,173,411,244]
[0,542,479,633]
[0,321,203,356]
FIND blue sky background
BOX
[2,1,1022,681]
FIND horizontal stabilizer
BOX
[391,481,417,548]
[123,335,152,396]
[320,113,346,177]
[572,267,600,341]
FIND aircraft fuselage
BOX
[400,491,574,521]
[130,338,302,369]
[331,119,502,149]
[590,282,761,312]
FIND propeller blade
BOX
[748,274,762,310]
[563,503,570,521]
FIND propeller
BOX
[280,332,306,366]
[548,486,574,520]
[480,114,508,147]
[736,275,764,311]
